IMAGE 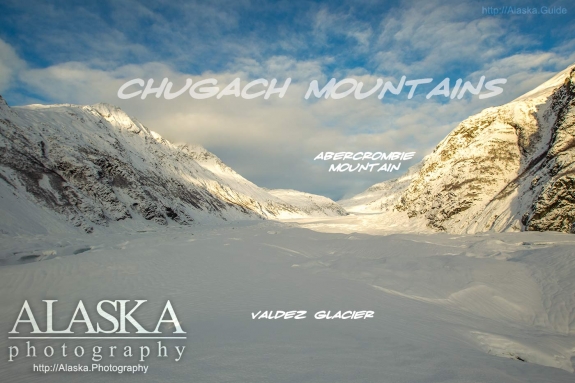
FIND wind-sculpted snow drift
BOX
[342,65,575,234]
[0,98,345,235]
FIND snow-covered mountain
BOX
[267,189,348,217]
[340,162,423,213]
[341,65,575,234]
[0,98,345,235]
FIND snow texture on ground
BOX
[1,220,574,382]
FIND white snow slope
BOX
[341,65,575,234]
[0,98,345,235]
[340,161,423,213]
[268,188,348,217]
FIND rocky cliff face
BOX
[0,98,345,234]
[341,65,575,234]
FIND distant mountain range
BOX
[0,99,346,235]
[341,64,575,234]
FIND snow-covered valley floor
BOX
[1,220,574,382]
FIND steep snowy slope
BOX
[343,65,575,234]
[0,98,344,235]
[339,162,423,213]
[178,145,347,219]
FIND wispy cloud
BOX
[0,39,25,92]
[0,0,573,199]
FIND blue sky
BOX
[0,0,574,199]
